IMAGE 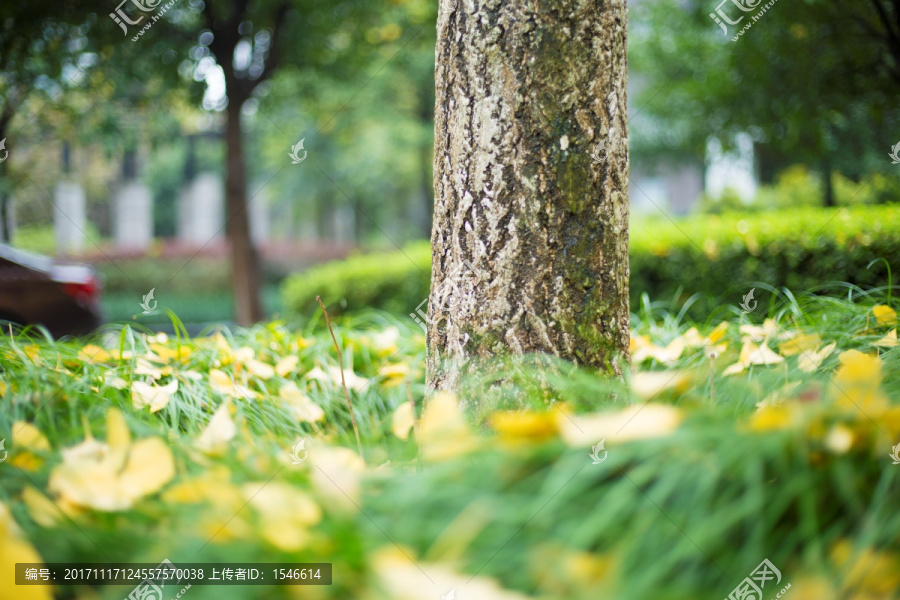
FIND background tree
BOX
[629,0,900,206]
[427,0,630,393]
[0,3,95,242]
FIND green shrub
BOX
[281,241,431,317]
[701,166,900,214]
[629,205,900,310]
[281,206,900,317]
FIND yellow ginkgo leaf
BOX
[749,405,793,431]
[148,343,191,363]
[391,402,415,440]
[706,321,729,344]
[278,382,325,423]
[490,411,558,442]
[13,422,50,452]
[275,355,299,377]
[557,403,684,446]
[131,380,178,412]
[873,304,898,326]
[739,319,779,342]
[48,409,174,512]
[824,424,854,454]
[242,482,322,551]
[371,546,533,600]
[0,502,53,600]
[378,363,411,388]
[833,350,882,386]
[78,344,111,364]
[418,393,479,461]
[631,337,684,365]
[370,327,400,355]
[107,349,133,361]
[780,333,822,356]
[9,422,51,471]
[306,365,370,392]
[21,486,73,527]
[873,329,898,348]
[195,402,237,456]
[246,359,275,380]
[309,446,366,512]
[209,369,258,400]
[630,371,691,401]
[724,338,784,375]
[162,466,243,510]
[831,540,900,595]
[798,342,837,373]
[134,358,171,379]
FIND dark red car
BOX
[0,244,102,337]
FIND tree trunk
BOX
[822,156,835,207]
[0,160,9,243]
[225,100,264,326]
[427,0,631,393]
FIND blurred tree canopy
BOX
[629,0,900,206]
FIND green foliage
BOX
[282,206,900,318]
[630,205,900,313]
[281,241,431,317]
[628,0,900,187]
[10,224,101,255]
[700,166,900,215]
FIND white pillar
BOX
[54,181,86,254]
[113,181,153,251]
[249,184,270,244]
[333,204,355,244]
[178,172,224,246]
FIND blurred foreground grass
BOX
[1,287,899,600]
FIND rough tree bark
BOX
[426,0,630,393]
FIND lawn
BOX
[1,288,899,600]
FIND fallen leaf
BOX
[371,546,532,600]
[630,371,691,401]
[780,333,822,356]
[490,410,558,442]
[873,304,898,326]
[242,481,322,551]
[378,363,411,388]
[278,382,325,423]
[418,393,480,461]
[557,404,684,446]
[9,422,51,471]
[275,355,299,377]
[48,409,174,511]
[309,446,366,512]
[246,358,275,380]
[195,402,237,456]
[749,405,793,431]
[131,380,178,412]
[78,344,111,364]
[306,365,370,392]
[873,329,898,348]
[0,502,52,600]
[798,342,837,373]
[209,369,258,400]
[824,424,854,454]
[391,402,415,440]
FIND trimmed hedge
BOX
[282,206,900,317]
[282,241,432,316]
[630,205,900,307]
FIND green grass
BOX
[1,286,899,600]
